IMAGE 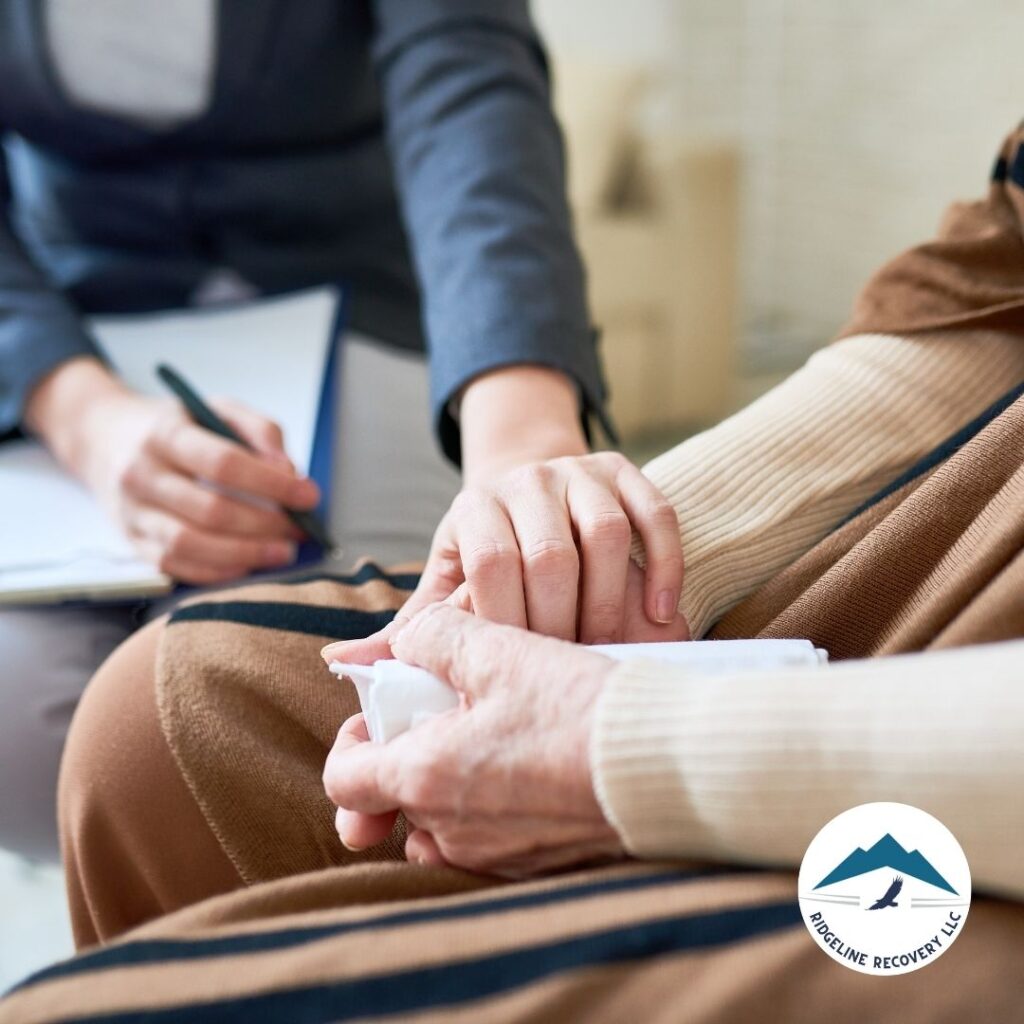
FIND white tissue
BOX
[330,638,828,743]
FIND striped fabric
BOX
[8,859,1024,1023]
[8,552,1024,1020]
[3,864,807,1023]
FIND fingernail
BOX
[339,835,366,853]
[656,589,677,624]
[266,541,297,565]
[321,641,347,662]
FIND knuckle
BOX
[115,458,143,494]
[164,523,191,559]
[513,462,555,490]
[449,490,476,518]
[593,450,629,474]
[322,761,343,806]
[400,766,438,812]
[151,409,183,449]
[522,538,577,576]
[426,553,464,591]
[580,509,630,547]
[156,550,177,575]
[441,826,499,871]
[462,542,520,583]
[141,429,161,458]
[586,597,623,626]
[208,447,239,481]
[197,492,234,530]
[647,499,680,529]
[399,749,449,811]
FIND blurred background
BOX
[534,0,1024,449]
[3,0,1024,992]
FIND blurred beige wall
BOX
[534,0,1024,376]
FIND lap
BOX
[53,562,1024,1019]
[60,567,420,943]
[59,618,242,947]
[6,860,1023,1023]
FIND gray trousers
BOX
[0,335,460,861]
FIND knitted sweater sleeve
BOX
[595,329,1024,898]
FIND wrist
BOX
[24,356,132,474]
[459,365,588,484]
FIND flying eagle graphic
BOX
[867,875,903,910]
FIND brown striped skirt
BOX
[5,857,1024,1023]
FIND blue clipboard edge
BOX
[294,284,347,567]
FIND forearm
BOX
[459,365,587,485]
[592,639,1024,899]
[0,141,105,434]
[373,1,607,465]
[639,330,1024,636]
[23,355,128,473]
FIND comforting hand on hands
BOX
[336,449,688,670]
[323,603,630,878]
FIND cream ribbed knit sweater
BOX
[594,331,1024,899]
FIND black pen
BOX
[156,363,337,552]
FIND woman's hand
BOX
[323,603,625,878]
[324,450,688,667]
[420,450,686,642]
[26,357,320,584]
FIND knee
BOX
[58,618,165,866]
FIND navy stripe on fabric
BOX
[171,564,418,604]
[837,378,1024,529]
[269,564,420,590]
[166,563,420,637]
[58,900,802,1024]
[168,601,398,639]
[15,867,748,992]
[1011,143,1024,190]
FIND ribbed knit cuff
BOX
[590,659,713,858]
[590,643,1024,899]
[590,657,847,864]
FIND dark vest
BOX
[0,0,423,348]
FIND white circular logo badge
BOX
[798,802,971,975]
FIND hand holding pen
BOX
[31,353,329,585]
[157,364,336,552]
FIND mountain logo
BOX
[814,833,957,894]
[798,803,971,976]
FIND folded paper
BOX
[330,639,828,743]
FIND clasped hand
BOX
[323,603,628,878]
[322,450,689,877]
